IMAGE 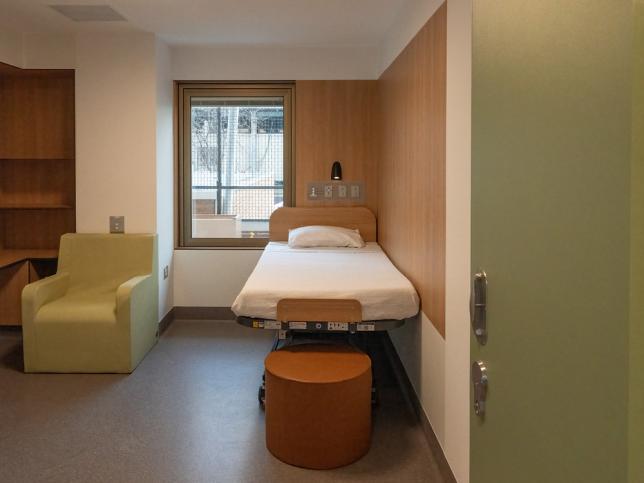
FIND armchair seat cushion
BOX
[35,287,117,325]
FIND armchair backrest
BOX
[57,234,157,289]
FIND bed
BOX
[233,207,420,334]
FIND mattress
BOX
[232,242,420,321]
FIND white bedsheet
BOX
[232,242,420,321]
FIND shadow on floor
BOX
[0,328,23,372]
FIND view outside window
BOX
[190,97,285,240]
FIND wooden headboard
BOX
[269,207,377,242]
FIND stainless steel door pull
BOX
[470,270,488,345]
[472,361,488,416]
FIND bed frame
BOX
[237,207,412,407]
[235,207,408,335]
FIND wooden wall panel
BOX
[0,159,75,207]
[0,261,28,325]
[378,4,447,336]
[0,71,75,159]
[1,209,75,249]
[295,80,378,213]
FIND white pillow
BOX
[287,225,365,248]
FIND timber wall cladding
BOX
[377,3,447,336]
[295,80,379,214]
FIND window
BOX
[178,83,294,247]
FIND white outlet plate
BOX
[324,185,333,198]
[350,184,360,199]
[338,185,347,198]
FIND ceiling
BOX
[0,0,411,46]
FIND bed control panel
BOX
[243,318,392,333]
[307,182,364,202]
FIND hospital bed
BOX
[231,206,420,405]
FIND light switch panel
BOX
[307,181,364,202]
[110,216,125,234]
[307,182,325,200]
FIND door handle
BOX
[472,361,488,416]
[470,270,488,345]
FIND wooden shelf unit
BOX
[0,204,74,210]
[0,64,75,325]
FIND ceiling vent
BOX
[49,5,126,22]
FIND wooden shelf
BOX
[0,71,75,159]
[0,204,74,210]
[0,66,74,326]
[0,249,58,269]
[0,158,74,162]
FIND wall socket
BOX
[109,216,125,234]
[163,265,169,280]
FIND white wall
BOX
[385,1,472,482]
[75,32,158,234]
[0,29,24,67]
[173,250,263,306]
[22,34,75,69]
[444,1,472,479]
[171,44,380,80]
[156,38,175,318]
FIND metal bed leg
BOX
[258,373,266,409]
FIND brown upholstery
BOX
[264,343,372,469]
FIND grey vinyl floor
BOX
[0,320,448,483]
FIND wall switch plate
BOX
[307,182,324,200]
[110,216,125,233]
[163,265,169,279]
[308,181,364,202]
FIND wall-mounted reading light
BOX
[331,161,342,180]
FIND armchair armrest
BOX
[22,272,70,324]
[22,272,70,371]
[116,274,158,370]
[116,274,152,316]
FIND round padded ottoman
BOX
[264,343,372,469]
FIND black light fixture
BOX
[331,160,342,180]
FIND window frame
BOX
[177,82,295,248]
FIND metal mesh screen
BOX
[190,98,284,238]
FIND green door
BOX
[470,1,635,482]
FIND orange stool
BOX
[264,343,372,469]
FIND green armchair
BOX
[22,234,159,373]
